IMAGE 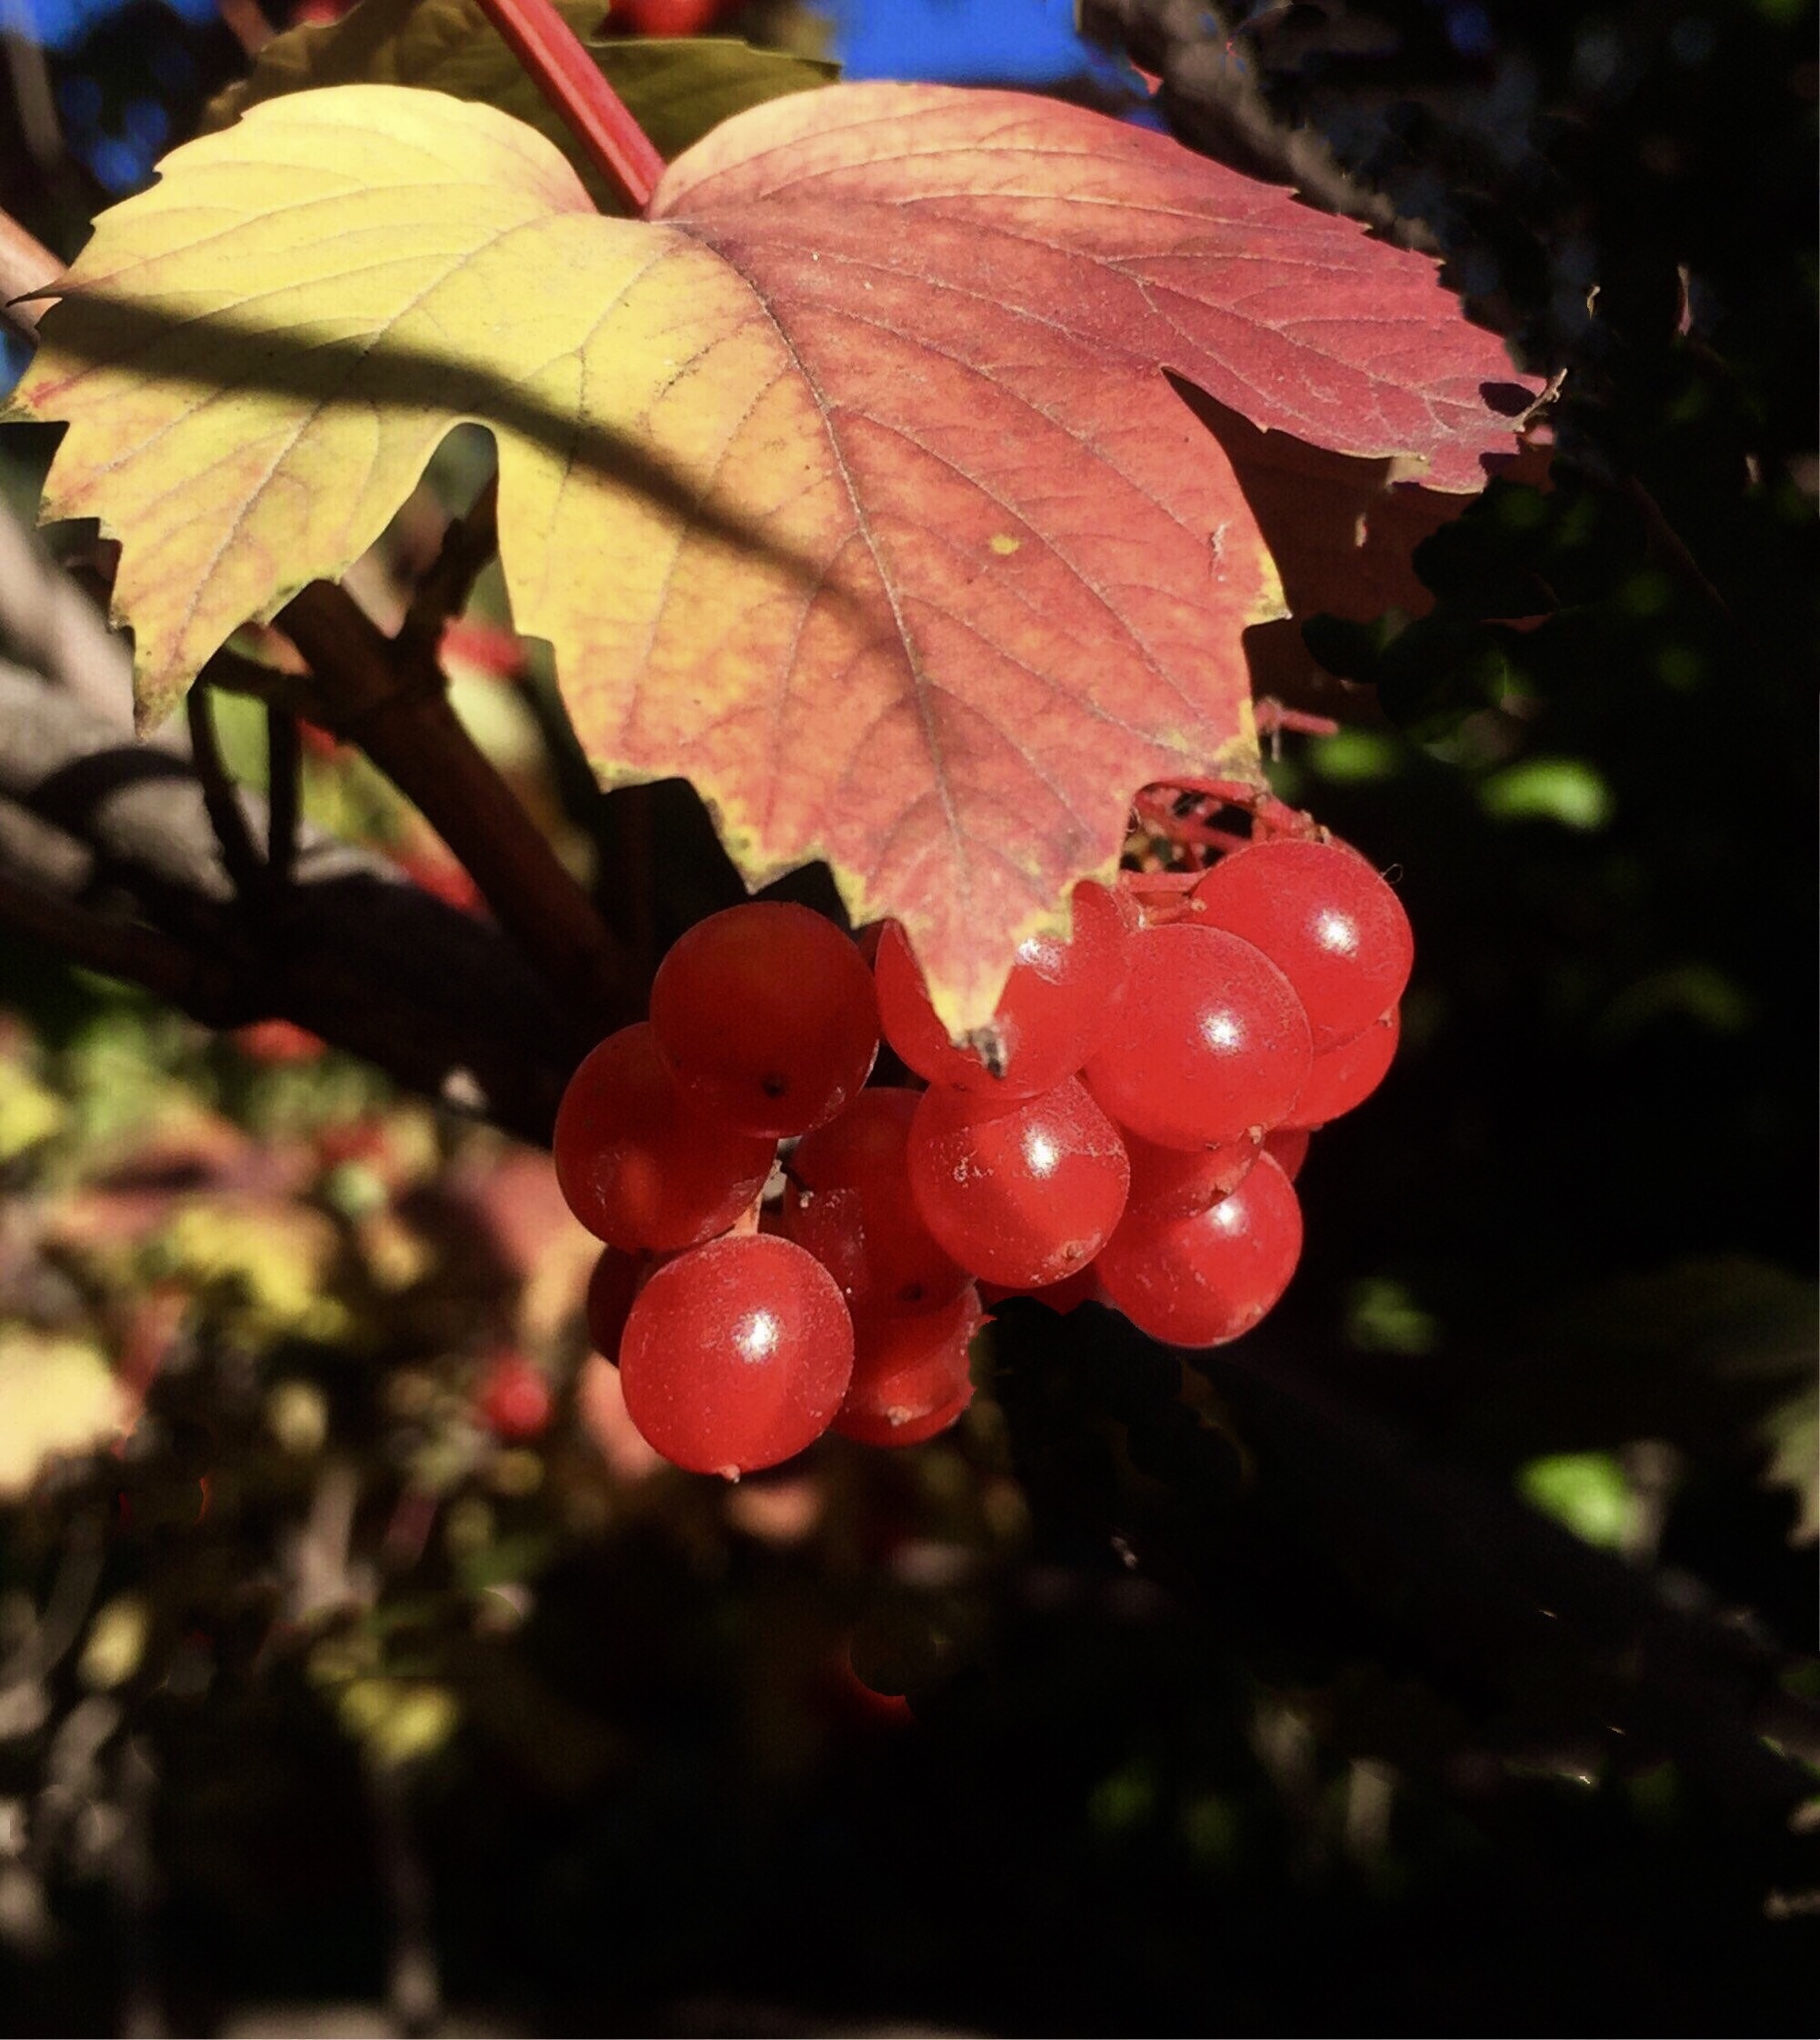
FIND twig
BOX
[400,474,500,663]
[197,644,327,724]
[1618,470,1735,625]
[0,1515,105,1693]
[1075,0,1416,244]
[367,1756,442,2038]
[1195,1337,1820,1820]
[1255,699,1341,739]
[110,1736,165,2040]
[0,9,66,189]
[283,1458,366,1624]
[0,667,582,1142]
[0,496,135,729]
[0,868,225,1011]
[275,580,637,1029]
[471,0,665,213]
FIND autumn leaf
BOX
[7,82,1533,1029]
[205,0,838,203]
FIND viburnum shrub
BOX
[0,0,1531,1475]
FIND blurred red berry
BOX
[476,1352,554,1442]
[233,1018,326,1065]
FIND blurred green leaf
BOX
[1309,729,1406,785]
[337,1675,460,1767]
[79,1595,151,1691]
[1089,1759,1157,1835]
[1479,757,1615,831]
[1345,1277,1441,1356]
[1597,964,1753,1039]
[1465,1258,1816,1462]
[1517,1451,1638,1552]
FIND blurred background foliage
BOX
[0,0,1815,2034]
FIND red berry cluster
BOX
[556,834,1411,1479]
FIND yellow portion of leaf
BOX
[14,88,695,729]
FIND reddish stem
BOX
[1255,701,1342,740]
[1119,869,1204,927]
[1148,778,1320,845]
[472,0,665,214]
[1150,775,1262,808]
[1181,823,1253,855]
[1247,795,1319,841]
[1134,788,1251,858]
[1121,869,1203,895]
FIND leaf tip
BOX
[131,668,185,741]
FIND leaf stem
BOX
[471,0,665,213]
[0,868,226,1012]
[275,579,640,1032]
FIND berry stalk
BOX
[473,0,666,214]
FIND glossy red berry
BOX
[1190,837,1413,1051]
[651,903,878,1137]
[1121,1127,1261,1227]
[906,1076,1129,1289]
[1084,923,1312,1148]
[554,1024,774,1252]
[977,1265,1100,1315]
[783,1088,969,1315]
[618,1235,854,1476]
[585,1245,646,1361]
[233,1018,325,1065]
[613,0,728,30]
[1281,1006,1400,1128]
[833,1286,982,1447]
[874,882,1129,1100]
[1097,1152,1303,1347]
[1263,1126,1310,1183]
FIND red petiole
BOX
[471,0,666,214]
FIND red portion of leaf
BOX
[656,83,1536,495]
